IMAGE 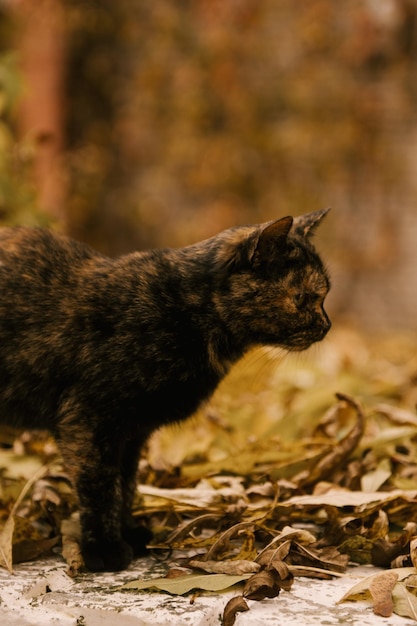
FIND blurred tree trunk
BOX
[12,0,67,226]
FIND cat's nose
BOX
[321,311,331,334]
[317,307,331,336]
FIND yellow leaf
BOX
[392,581,417,620]
[0,515,14,573]
[338,567,417,604]
[118,573,252,595]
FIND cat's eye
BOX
[294,293,307,308]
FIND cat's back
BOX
[0,226,102,274]
[0,226,110,299]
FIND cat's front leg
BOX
[57,410,134,571]
[120,433,153,556]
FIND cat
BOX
[0,208,331,572]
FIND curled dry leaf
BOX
[290,542,349,573]
[410,536,417,569]
[296,393,365,488]
[369,570,398,617]
[0,516,14,573]
[189,559,260,575]
[255,526,316,564]
[164,513,223,545]
[204,521,255,561]
[243,569,283,601]
[256,541,292,567]
[61,515,84,577]
[222,596,249,626]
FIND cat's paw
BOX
[82,539,133,572]
[122,524,153,556]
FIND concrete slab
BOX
[0,556,414,626]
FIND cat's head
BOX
[214,209,331,352]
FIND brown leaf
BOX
[369,570,398,617]
[61,515,84,577]
[371,538,407,568]
[255,541,292,567]
[222,596,249,626]
[0,516,14,573]
[269,561,293,590]
[291,543,349,573]
[296,393,365,488]
[166,568,192,578]
[204,521,255,561]
[12,536,59,564]
[243,570,281,601]
[410,536,417,570]
[190,559,260,575]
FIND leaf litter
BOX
[1,327,417,623]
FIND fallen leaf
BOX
[189,559,260,575]
[256,541,292,567]
[0,464,48,572]
[392,581,417,620]
[12,536,59,564]
[375,404,417,427]
[277,489,417,510]
[119,573,252,594]
[361,458,392,493]
[338,567,417,604]
[410,537,417,569]
[243,570,283,600]
[61,515,84,576]
[222,596,249,626]
[295,393,365,488]
[369,570,398,617]
[0,516,14,573]
[204,521,256,561]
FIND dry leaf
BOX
[0,464,48,573]
[369,570,398,617]
[61,515,84,576]
[222,596,249,626]
[291,543,349,573]
[12,536,59,564]
[392,581,417,620]
[296,393,365,487]
[119,573,252,594]
[338,567,417,604]
[410,536,417,569]
[204,521,256,561]
[375,404,417,427]
[0,516,14,573]
[189,559,260,575]
[256,541,292,567]
[361,459,392,493]
[243,570,282,600]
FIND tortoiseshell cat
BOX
[0,209,331,571]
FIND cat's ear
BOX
[292,208,330,238]
[251,216,293,267]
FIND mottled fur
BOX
[0,209,331,571]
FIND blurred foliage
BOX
[59,0,417,254]
[0,52,47,226]
[0,0,416,258]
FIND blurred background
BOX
[0,0,416,330]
